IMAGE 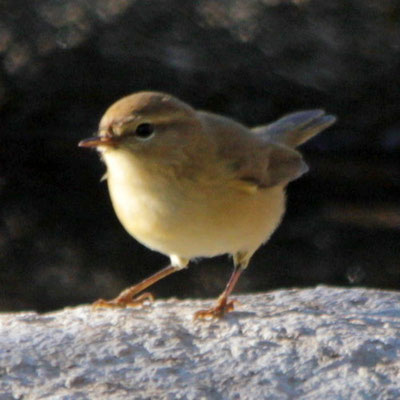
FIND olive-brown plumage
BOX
[79,91,335,318]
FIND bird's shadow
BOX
[195,310,257,325]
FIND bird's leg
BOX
[93,264,182,309]
[193,266,243,319]
[194,252,249,319]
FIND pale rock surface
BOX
[1,286,400,400]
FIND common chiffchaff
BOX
[79,91,335,318]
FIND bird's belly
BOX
[108,172,285,259]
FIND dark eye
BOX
[135,123,154,139]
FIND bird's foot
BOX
[92,292,154,309]
[194,297,238,320]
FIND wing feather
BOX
[198,111,309,191]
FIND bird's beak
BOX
[78,135,118,148]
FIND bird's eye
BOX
[135,123,154,139]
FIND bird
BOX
[79,91,336,319]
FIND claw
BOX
[92,292,154,310]
[194,298,239,320]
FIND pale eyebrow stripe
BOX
[114,115,139,126]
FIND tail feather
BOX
[252,110,336,148]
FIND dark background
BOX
[0,0,399,312]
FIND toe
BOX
[91,292,154,310]
[193,299,236,320]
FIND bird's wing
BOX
[252,109,336,148]
[198,111,308,191]
[228,141,309,190]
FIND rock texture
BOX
[1,286,400,399]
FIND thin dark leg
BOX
[93,264,180,309]
[194,263,246,319]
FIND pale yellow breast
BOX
[104,149,286,260]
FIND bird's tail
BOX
[252,110,336,148]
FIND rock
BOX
[1,286,400,399]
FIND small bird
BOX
[79,92,335,319]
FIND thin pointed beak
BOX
[78,136,118,148]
